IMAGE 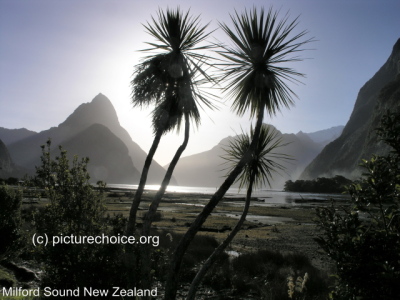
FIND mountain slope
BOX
[60,123,137,184]
[6,93,174,184]
[58,93,175,184]
[167,125,324,190]
[0,139,14,175]
[0,139,25,178]
[301,38,400,179]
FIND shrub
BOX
[0,185,23,261]
[32,140,127,290]
[315,110,400,299]
[230,249,328,299]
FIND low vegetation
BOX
[0,185,22,262]
[315,110,400,299]
[284,175,353,193]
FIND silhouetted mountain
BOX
[165,136,234,189]
[60,123,137,184]
[300,126,344,146]
[0,127,37,145]
[6,93,174,184]
[57,93,175,184]
[301,38,400,180]
[168,125,326,190]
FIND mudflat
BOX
[105,189,338,273]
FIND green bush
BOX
[33,140,127,291]
[0,185,22,261]
[315,110,400,299]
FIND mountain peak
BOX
[60,94,119,130]
[92,93,111,103]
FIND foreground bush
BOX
[315,110,400,299]
[33,140,128,291]
[0,185,22,262]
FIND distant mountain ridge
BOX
[166,124,339,189]
[300,126,344,146]
[301,38,400,180]
[0,127,37,145]
[1,94,175,184]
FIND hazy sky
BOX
[1,0,399,166]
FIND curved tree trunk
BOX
[124,129,163,291]
[142,115,190,236]
[139,115,190,295]
[164,108,264,300]
[187,172,255,300]
[126,129,163,237]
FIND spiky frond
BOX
[131,7,217,134]
[218,7,314,117]
[222,124,292,190]
[131,54,173,108]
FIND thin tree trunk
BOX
[187,172,255,300]
[142,115,190,236]
[126,129,163,237]
[124,129,163,291]
[164,108,264,300]
[139,115,190,296]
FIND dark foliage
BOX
[315,110,400,300]
[284,175,353,193]
[33,140,128,291]
[0,185,23,261]
[0,177,20,185]
[229,249,328,299]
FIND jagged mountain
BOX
[167,124,326,190]
[56,93,176,184]
[5,93,174,184]
[301,38,400,180]
[0,127,37,146]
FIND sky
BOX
[0,0,399,166]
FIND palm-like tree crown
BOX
[218,7,313,117]
[223,124,291,190]
[131,8,215,134]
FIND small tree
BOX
[34,140,127,289]
[315,110,400,299]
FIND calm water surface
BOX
[107,184,350,206]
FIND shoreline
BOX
[104,189,340,272]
